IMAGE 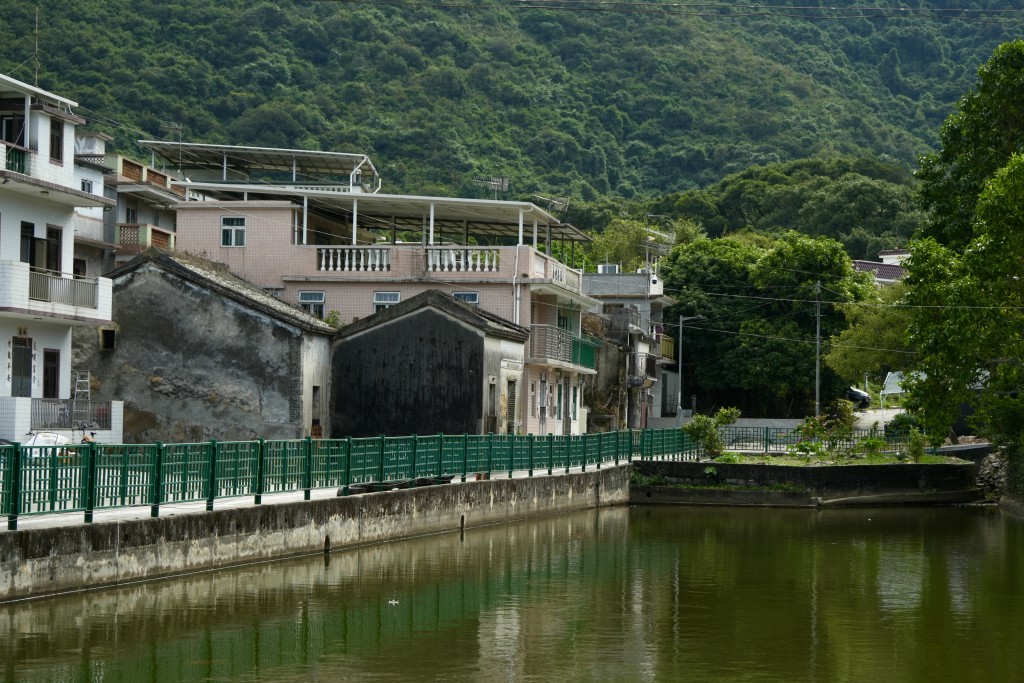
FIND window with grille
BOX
[453,291,479,305]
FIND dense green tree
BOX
[825,283,914,382]
[916,40,1024,249]
[906,42,1024,495]
[661,232,869,416]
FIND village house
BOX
[0,72,123,443]
[147,140,601,436]
[582,266,676,430]
[73,249,334,443]
[331,289,529,437]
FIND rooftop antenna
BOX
[159,121,183,176]
[473,176,509,200]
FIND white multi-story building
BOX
[0,73,123,443]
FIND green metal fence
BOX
[0,425,913,530]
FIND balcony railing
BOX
[117,223,176,252]
[28,269,98,308]
[3,144,26,174]
[318,246,391,272]
[530,325,600,370]
[629,352,658,380]
[659,335,676,361]
[425,246,501,273]
[31,399,113,430]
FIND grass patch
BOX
[707,453,970,467]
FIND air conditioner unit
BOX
[597,264,620,274]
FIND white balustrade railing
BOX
[425,247,501,273]
[318,247,391,272]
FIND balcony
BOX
[529,325,600,372]
[628,352,658,388]
[31,399,113,430]
[116,223,177,255]
[2,142,26,173]
[29,268,98,308]
[0,260,112,324]
[658,334,676,361]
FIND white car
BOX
[22,432,72,458]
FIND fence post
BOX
[303,436,313,501]
[437,434,444,479]
[547,433,554,476]
[486,433,493,479]
[151,442,164,518]
[528,435,534,478]
[206,439,219,512]
[82,441,98,524]
[764,427,770,454]
[377,435,386,484]
[410,434,418,484]
[255,438,266,505]
[7,443,21,531]
[342,437,352,496]
[597,432,603,469]
[581,436,587,473]
[461,434,468,483]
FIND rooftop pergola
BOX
[142,140,590,248]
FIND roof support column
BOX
[518,208,524,246]
[532,219,538,250]
[428,202,435,245]
[222,153,227,181]
[391,216,397,244]
[546,222,552,256]
[302,195,309,245]
[352,198,359,244]
[23,96,30,149]
[463,220,469,245]
[292,157,297,182]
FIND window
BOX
[125,205,138,224]
[100,329,117,350]
[221,216,246,247]
[452,291,479,305]
[12,337,31,398]
[298,291,325,318]
[0,114,25,146]
[374,291,399,313]
[49,119,63,163]
[73,258,87,278]
[80,179,93,194]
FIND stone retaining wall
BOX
[0,466,630,603]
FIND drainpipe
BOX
[351,198,358,245]
[428,202,435,245]
[302,195,308,245]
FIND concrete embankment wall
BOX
[0,466,631,603]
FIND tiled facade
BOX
[1,72,122,442]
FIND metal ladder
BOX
[74,371,91,401]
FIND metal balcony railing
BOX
[3,144,26,174]
[28,269,98,308]
[530,325,600,370]
[31,399,113,430]
[629,352,658,379]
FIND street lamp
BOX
[676,314,705,427]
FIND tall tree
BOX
[906,41,1024,495]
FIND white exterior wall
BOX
[301,334,332,437]
[0,320,71,399]
[25,116,75,187]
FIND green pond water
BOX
[2,505,1023,682]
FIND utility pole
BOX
[676,314,705,427]
[815,280,821,418]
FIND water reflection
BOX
[2,506,1022,682]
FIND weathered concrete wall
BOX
[0,466,630,602]
[73,263,318,443]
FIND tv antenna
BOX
[532,194,570,213]
[473,176,509,200]
[159,120,183,176]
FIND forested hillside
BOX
[0,1,1017,204]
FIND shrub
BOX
[683,407,741,458]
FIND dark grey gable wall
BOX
[331,309,485,438]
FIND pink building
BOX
[148,141,599,436]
